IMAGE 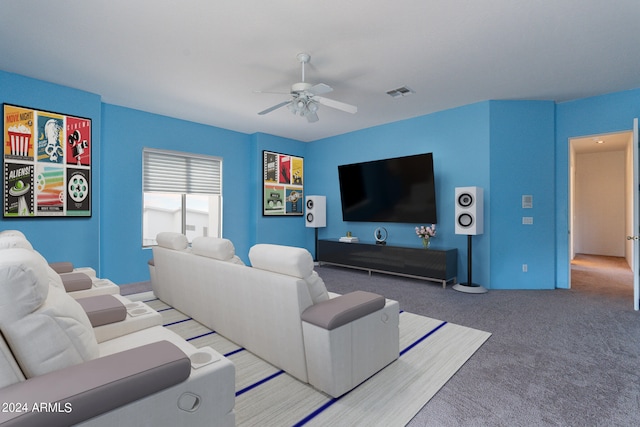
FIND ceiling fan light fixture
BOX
[257,52,357,122]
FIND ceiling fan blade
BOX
[306,111,319,123]
[315,96,358,114]
[258,100,291,115]
[307,83,333,96]
[254,90,290,95]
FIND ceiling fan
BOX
[257,53,357,123]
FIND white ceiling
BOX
[1,1,639,142]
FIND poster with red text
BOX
[3,104,92,217]
[66,116,91,166]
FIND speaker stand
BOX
[452,235,488,294]
[313,227,319,262]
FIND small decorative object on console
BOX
[415,224,436,248]
[374,227,388,245]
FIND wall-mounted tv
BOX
[338,153,437,224]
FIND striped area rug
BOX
[128,292,491,426]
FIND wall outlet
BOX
[522,264,528,272]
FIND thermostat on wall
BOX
[522,195,533,209]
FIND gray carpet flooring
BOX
[120,254,639,426]
[316,255,639,427]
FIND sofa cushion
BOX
[249,244,327,302]
[3,244,68,291]
[192,237,235,261]
[249,244,314,278]
[229,255,245,266]
[3,285,99,378]
[0,234,33,250]
[46,264,66,291]
[0,332,25,388]
[0,249,99,378]
[156,232,189,250]
[0,248,50,324]
[306,271,330,304]
[0,229,26,239]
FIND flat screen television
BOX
[338,153,437,223]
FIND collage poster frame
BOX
[3,103,92,218]
[262,150,304,216]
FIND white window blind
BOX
[143,148,221,194]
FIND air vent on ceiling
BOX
[386,86,415,98]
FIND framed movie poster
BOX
[3,104,91,217]
[263,150,304,216]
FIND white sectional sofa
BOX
[152,233,400,397]
[0,247,236,426]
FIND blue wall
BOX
[0,70,102,269]
[306,100,558,289]
[3,68,639,290]
[251,133,309,249]
[100,105,253,284]
[489,101,556,289]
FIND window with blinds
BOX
[142,148,222,246]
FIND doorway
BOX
[569,131,634,295]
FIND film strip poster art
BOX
[262,151,303,216]
[4,163,34,216]
[66,168,91,213]
[3,104,91,217]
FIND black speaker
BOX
[455,187,483,235]
[305,195,326,228]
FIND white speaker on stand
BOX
[453,187,488,294]
[305,196,326,261]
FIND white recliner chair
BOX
[0,231,161,342]
[0,248,236,426]
[0,230,119,298]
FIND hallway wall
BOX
[573,150,626,256]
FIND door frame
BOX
[633,118,639,311]
[567,126,638,311]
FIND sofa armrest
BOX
[301,290,385,330]
[0,340,191,427]
[76,295,127,327]
[59,272,93,292]
[49,262,74,274]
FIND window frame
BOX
[142,148,222,246]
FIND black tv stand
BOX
[317,239,457,288]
